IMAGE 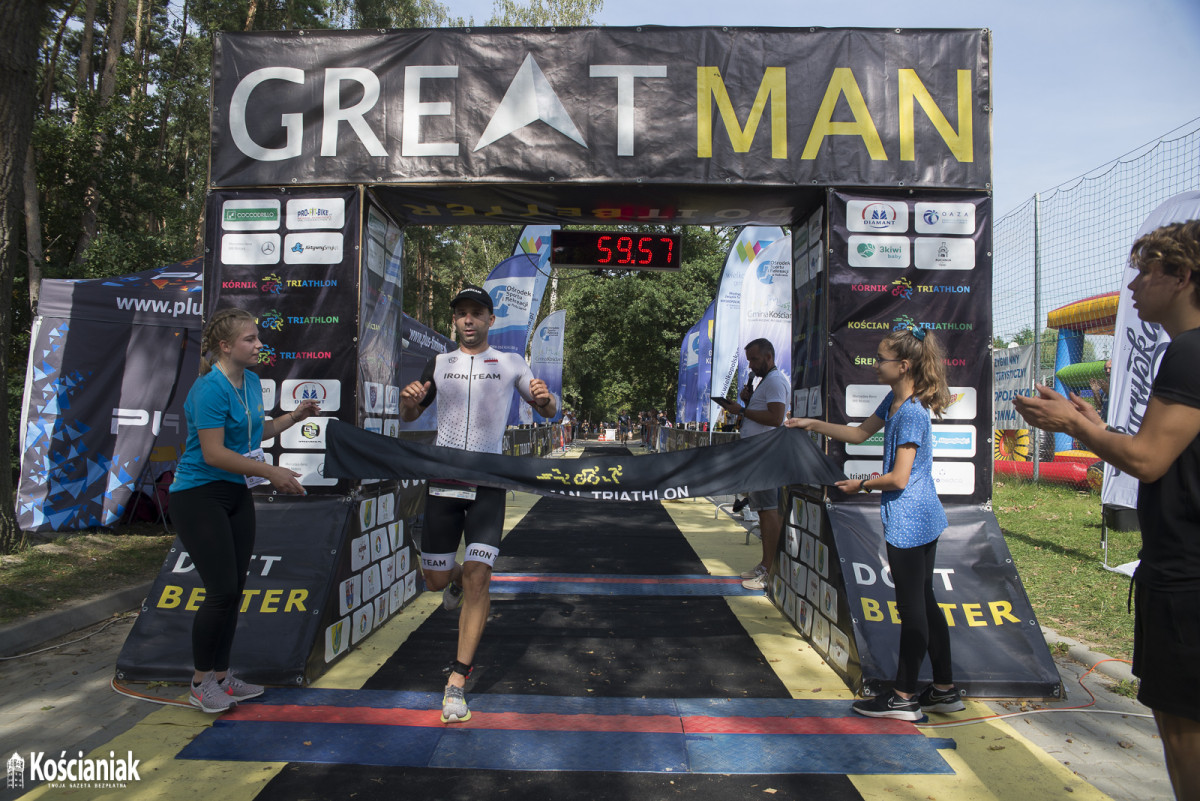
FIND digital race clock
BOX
[549,230,682,272]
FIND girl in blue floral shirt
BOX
[786,326,962,721]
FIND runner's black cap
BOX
[450,285,493,313]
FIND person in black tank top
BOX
[1015,221,1200,800]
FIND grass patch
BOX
[994,480,1140,661]
[0,523,172,624]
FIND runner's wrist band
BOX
[860,480,872,493]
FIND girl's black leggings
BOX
[887,538,953,694]
[170,481,256,673]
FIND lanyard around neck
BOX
[215,364,253,447]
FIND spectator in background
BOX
[714,338,789,591]
[1015,220,1200,800]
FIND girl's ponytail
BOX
[881,325,951,419]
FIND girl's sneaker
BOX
[917,685,965,713]
[221,673,265,702]
[190,675,236,714]
[851,690,922,721]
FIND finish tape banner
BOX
[211,28,990,190]
[326,420,844,501]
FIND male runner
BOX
[400,285,557,722]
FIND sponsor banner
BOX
[221,233,281,265]
[681,321,702,424]
[530,310,566,423]
[696,299,717,425]
[511,224,558,352]
[116,496,350,683]
[791,210,827,404]
[481,254,540,426]
[287,197,346,230]
[211,29,990,191]
[281,415,331,449]
[1103,190,1200,509]
[222,198,282,231]
[327,420,845,500]
[710,226,787,422]
[993,344,1035,429]
[281,379,342,412]
[914,236,975,271]
[847,235,909,269]
[811,502,1061,697]
[397,314,453,433]
[284,232,345,264]
[17,280,200,530]
[359,199,405,436]
[915,202,976,235]
[828,190,993,504]
[842,459,975,495]
[845,199,909,233]
[206,188,360,494]
[737,235,793,393]
[675,326,690,424]
[846,424,977,458]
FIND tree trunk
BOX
[244,0,259,30]
[72,0,98,122]
[72,0,129,265]
[0,0,46,552]
[41,0,81,114]
[156,0,186,168]
[23,142,44,312]
[129,0,145,102]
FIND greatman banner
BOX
[211,28,990,192]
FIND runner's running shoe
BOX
[443,581,464,612]
[441,684,471,723]
[740,564,767,580]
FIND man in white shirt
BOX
[716,338,789,590]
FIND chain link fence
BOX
[992,117,1200,486]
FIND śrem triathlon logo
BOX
[259,309,284,333]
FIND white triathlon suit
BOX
[417,346,541,569]
[418,346,538,453]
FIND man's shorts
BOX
[420,483,506,571]
[747,488,780,512]
[1133,581,1200,722]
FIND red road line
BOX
[491,576,741,585]
[224,705,917,735]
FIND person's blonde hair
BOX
[199,308,256,375]
[881,326,951,419]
